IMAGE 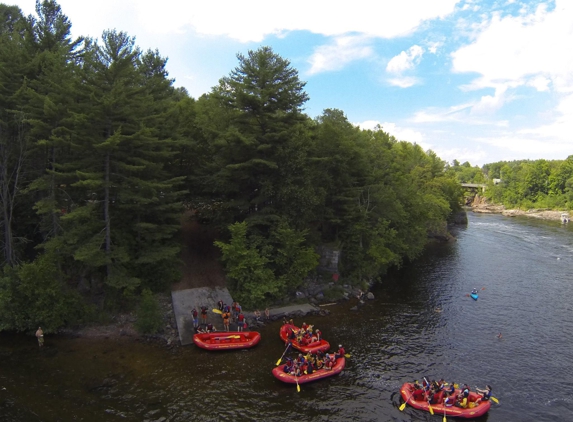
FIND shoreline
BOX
[470,204,569,221]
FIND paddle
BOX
[276,343,291,366]
[443,404,447,422]
[295,373,301,392]
[424,377,434,415]
[214,335,240,340]
[399,390,412,411]
[400,381,418,411]
[344,353,351,358]
[212,308,222,314]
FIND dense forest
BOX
[0,1,468,333]
[447,158,573,210]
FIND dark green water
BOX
[1,212,572,421]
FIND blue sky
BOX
[9,0,573,166]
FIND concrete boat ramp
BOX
[172,287,320,346]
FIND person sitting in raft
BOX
[335,344,345,359]
[427,390,436,405]
[283,358,293,373]
[292,363,302,377]
[475,385,492,403]
[306,360,314,374]
[301,322,309,332]
[315,329,322,341]
[196,326,206,334]
[412,385,425,401]
[471,288,478,295]
[324,357,334,370]
[445,382,456,396]
[455,385,470,408]
[297,353,306,365]
[444,396,454,407]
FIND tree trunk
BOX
[104,150,111,279]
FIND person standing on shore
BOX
[192,308,199,328]
[264,308,270,320]
[35,327,44,348]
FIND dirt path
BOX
[172,213,227,291]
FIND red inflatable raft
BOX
[400,382,491,418]
[193,331,261,350]
[279,324,330,353]
[272,357,345,384]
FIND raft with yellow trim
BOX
[400,382,491,418]
[272,357,345,384]
[193,331,261,350]
[279,323,330,353]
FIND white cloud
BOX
[470,86,508,114]
[355,120,426,145]
[426,41,443,54]
[12,0,461,42]
[478,135,573,156]
[520,93,573,141]
[452,1,573,93]
[386,45,424,73]
[308,36,373,75]
[388,77,422,88]
[434,147,488,166]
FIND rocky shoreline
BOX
[471,203,569,222]
[61,284,376,348]
[59,200,571,346]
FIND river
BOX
[1,212,572,421]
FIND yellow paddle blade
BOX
[428,404,434,415]
[443,414,447,422]
[296,384,300,392]
[212,308,222,314]
[399,402,407,411]
[344,354,351,358]
[491,396,499,404]
[276,358,282,366]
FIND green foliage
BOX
[135,289,163,335]
[0,253,91,333]
[481,158,572,210]
[215,222,278,308]
[215,221,318,308]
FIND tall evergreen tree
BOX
[209,46,318,230]
[45,30,184,302]
[0,4,33,266]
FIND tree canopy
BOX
[0,1,472,330]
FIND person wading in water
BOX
[35,327,44,348]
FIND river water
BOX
[1,212,572,422]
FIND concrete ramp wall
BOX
[171,287,234,346]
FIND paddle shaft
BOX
[276,343,291,365]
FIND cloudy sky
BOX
[9,0,573,166]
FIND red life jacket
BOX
[238,313,245,322]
